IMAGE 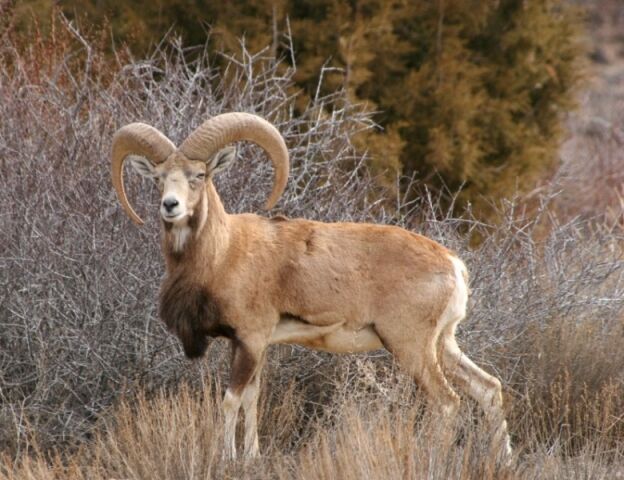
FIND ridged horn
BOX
[179,112,289,210]
[111,123,175,225]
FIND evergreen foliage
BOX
[7,0,583,215]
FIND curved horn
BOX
[179,112,289,210]
[111,123,175,225]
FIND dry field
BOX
[1,11,624,480]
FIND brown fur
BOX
[159,188,458,349]
[146,155,510,461]
[116,121,514,460]
[229,340,258,394]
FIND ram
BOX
[111,112,512,461]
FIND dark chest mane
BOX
[159,271,233,359]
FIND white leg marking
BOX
[222,389,242,460]
[442,256,512,463]
[442,337,513,463]
[241,375,261,458]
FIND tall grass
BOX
[1,15,623,479]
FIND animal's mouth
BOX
[162,212,185,223]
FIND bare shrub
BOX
[0,23,378,454]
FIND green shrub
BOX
[9,0,585,217]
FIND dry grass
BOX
[1,12,624,480]
[1,374,623,479]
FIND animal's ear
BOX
[206,146,236,176]
[129,156,157,178]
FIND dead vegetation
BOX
[1,17,623,479]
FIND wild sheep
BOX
[110,112,512,461]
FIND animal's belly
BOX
[271,318,384,353]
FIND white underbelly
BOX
[271,318,384,353]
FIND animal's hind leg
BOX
[375,324,460,417]
[440,326,512,462]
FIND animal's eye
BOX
[196,173,206,180]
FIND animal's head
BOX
[110,113,289,226]
[127,148,237,225]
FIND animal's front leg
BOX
[222,337,265,460]
[222,388,242,460]
[241,351,266,458]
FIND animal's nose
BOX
[162,197,179,213]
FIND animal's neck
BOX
[163,182,230,273]
[170,225,192,253]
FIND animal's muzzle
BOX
[162,197,179,213]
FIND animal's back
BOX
[270,218,457,328]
